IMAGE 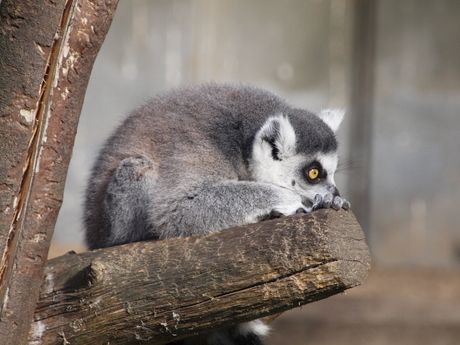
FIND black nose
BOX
[328,185,340,197]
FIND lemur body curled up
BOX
[84,83,349,345]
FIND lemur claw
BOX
[311,194,323,211]
[312,194,350,211]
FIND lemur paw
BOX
[265,208,306,220]
[313,193,350,211]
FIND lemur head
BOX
[250,109,344,203]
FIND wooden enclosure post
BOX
[348,0,377,235]
[0,1,119,343]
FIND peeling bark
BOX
[0,1,119,343]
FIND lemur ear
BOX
[317,108,345,133]
[255,115,297,161]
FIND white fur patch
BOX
[236,319,270,337]
[317,152,338,174]
[317,108,345,132]
[251,115,299,186]
[273,115,297,159]
[316,152,339,185]
[256,114,297,160]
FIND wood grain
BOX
[31,209,370,344]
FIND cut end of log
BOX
[312,209,371,289]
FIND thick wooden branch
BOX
[30,209,370,345]
[0,1,118,343]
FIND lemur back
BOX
[84,82,349,345]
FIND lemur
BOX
[84,82,349,345]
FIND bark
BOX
[0,1,119,344]
[31,209,370,345]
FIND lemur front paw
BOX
[265,208,306,220]
[312,193,350,211]
[262,190,310,220]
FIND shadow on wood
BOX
[30,209,370,344]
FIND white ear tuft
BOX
[255,115,297,160]
[317,108,345,133]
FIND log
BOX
[30,209,370,345]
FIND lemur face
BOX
[250,112,343,208]
[293,152,340,200]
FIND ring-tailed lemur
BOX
[84,83,349,345]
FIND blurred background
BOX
[50,0,460,344]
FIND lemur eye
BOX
[308,168,319,180]
[304,162,324,184]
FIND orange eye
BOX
[308,168,319,180]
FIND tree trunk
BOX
[0,1,119,343]
[31,209,370,345]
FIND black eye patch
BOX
[303,161,326,184]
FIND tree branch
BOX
[31,209,370,345]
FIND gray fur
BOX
[83,82,349,344]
